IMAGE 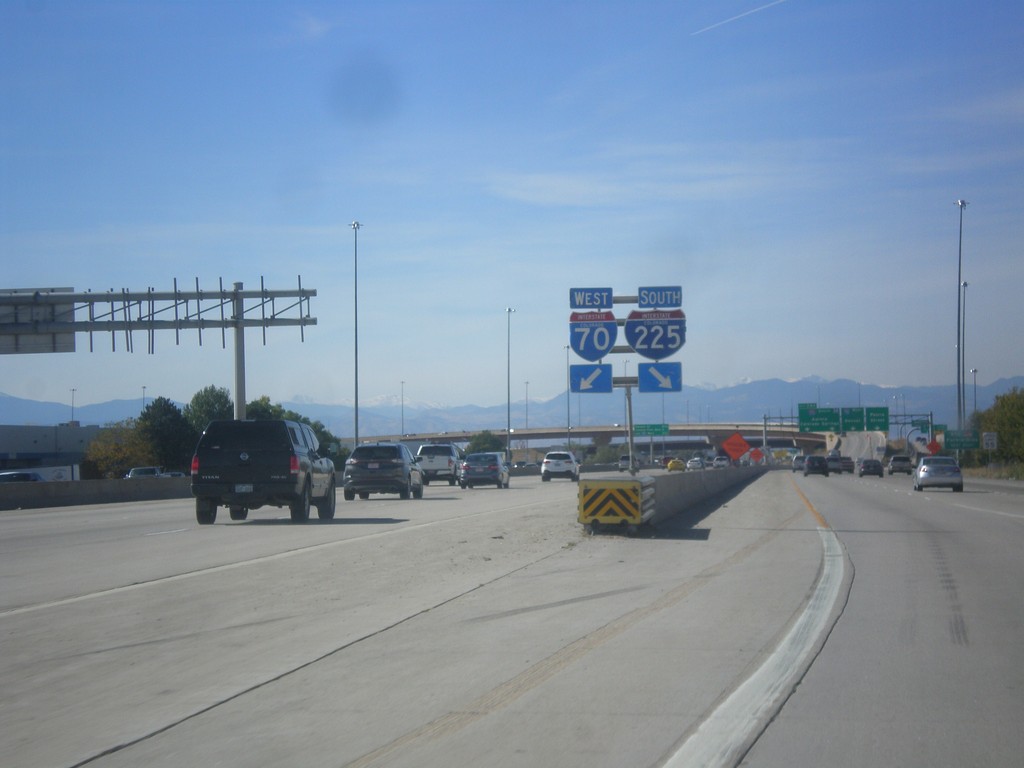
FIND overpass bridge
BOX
[364,422,826,455]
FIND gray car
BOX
[459,452,510,489]
[343,443,424,500]
[913,455,963,492]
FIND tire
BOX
[460,482,467,489]
[542,473,550,482]
[448,476,456,486]
[413,481,423,499]
[290,483,311,522]
[423,477,431,486]
[359,492,370,500]
[229,505,248,521]
[343,487,355,501]
[954,484,964,492]
[400,479,411,500]
[316,479,336,520]
[196,499,217,525]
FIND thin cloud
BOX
[692,0,789,36]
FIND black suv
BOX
[190,419,336,524]
[343,443,424,500]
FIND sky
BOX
[2,0,1022,418]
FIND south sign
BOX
[623,309,685,360]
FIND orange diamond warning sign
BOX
[722,432,751,461]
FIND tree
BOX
[466,430,504,453]
[980,387,1024,464]
[84,419,155,479]
[184,385,233,433]
[138,396,198,472]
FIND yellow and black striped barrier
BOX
[578,476,656,530]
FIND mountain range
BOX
[2,376,1020,438]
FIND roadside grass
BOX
[963,462,1024,481]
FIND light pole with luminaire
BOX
[970,368,978,418]
[400,380,405,437]
[70,388,76,423]
[955,199,968,429]
[351,221,361,447]
[505,307,515,461]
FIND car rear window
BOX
[547,453,571,461]
[200,421,290,450]
[353,445,400,460]
[418,446,453,457]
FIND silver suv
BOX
[541,451,579,482]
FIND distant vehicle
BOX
[459,452,510,489]
[0,471,45,483]
[792,455,806,472]
[914,455,963,492]
[191,419,336,524]
[667,458,686,471]
[124,466,164,479]
[344,442,423,500]
[858,458,884,477]
[840,456,855,473]
[826,456,843,474]
[685,457,705,470]
[541,451,579,482]
[804,456,829,477]
[618,455,632,472]
[888,456,913,475]
[416,444,461,486]
[712,456,731,469]
[660,456,676,468]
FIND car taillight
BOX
[289,454,300,476]
[190,455,199,476]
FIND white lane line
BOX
[144,528,190,536]
[664,527,846,768]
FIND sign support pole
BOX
[232,282,247,420]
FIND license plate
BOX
[368,463,380,469]
[235,484,254,493]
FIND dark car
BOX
[190,419,336,524]
[343,443,424,500]
[804,455,829,477]
[459,452,510,489]
[858,458,884,477]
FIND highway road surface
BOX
[1,470,1021,767]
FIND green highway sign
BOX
[634,423,669,436]
[798,403,840,432]
[842,407,865,432]
[865,407,890,432]
[944,430,979,450]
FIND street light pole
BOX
[955,199,968,429]
[401,380,405,437]
[505,307,515,461]
[70,388,76,423]
[961,280,968,427]
[351,221,361,447]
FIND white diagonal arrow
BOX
[579,367,603,390]
[649,366,674,389]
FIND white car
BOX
[712,456,731,468]
[541,451,579,481]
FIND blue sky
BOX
[2,1,1022,418]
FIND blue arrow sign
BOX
[569,311,617,362]
[638,362,682,393]
[624,309,685,361]
[570,363,613,393]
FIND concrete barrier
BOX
[0,476,192,511]
[578,466,765,533]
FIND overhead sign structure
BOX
[865,407,890,432]
[569,287,613,310]
[623,309,685,361]
[842,407,866,432]
[637,286,682,309]
[569,363,613,393]
[638,362,681,393]
[569,311,618,362]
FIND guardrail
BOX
[0,476,192,511]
